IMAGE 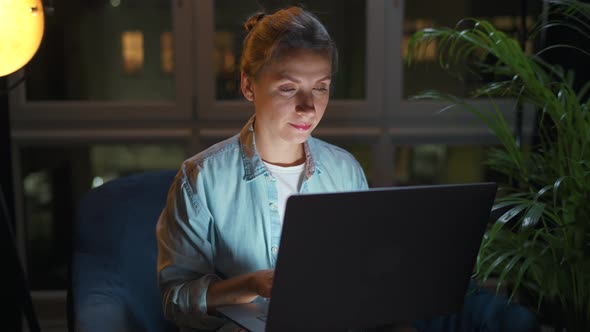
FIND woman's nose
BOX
[296,91,315,113]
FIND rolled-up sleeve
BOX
[156,165,225,330]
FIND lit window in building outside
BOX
[160,31,174,74]
[122,31,144,75]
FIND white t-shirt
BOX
[263,161,306,223]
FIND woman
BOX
[156,6,368,331]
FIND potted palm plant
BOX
[406,1,590,331]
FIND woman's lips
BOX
[290,123,312,131]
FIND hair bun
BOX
[244,12,266,33]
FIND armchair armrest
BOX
[75,293,141,332]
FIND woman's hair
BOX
[240,6,338,78]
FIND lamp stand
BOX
[1,78,41,332]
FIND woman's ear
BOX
[240,72,255,101]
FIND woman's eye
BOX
[279,87,296,92]
[314,86,329,92]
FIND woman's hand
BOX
[248,269,274,298]
[207,269,275,311]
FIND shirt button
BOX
[271,246,278,253]
[269,203,277,211]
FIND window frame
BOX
[8,0,194,128]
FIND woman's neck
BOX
[262,155,306,167]
[256,138,305,167]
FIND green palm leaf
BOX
[406,0,590,329]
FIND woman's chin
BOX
[286,132,312,144]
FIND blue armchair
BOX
[68,169,179,332]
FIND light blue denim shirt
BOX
[156,115,368,331]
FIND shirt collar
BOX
[239,115,322,182]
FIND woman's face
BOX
[242,49,332,148]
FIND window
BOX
[24,0,175,101]
[213,0,366,100]
[403,0,542,98]
[20,144,185,290]
[7,2,536,328]
[393,145,505,186]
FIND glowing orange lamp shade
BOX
[0,0,44,77]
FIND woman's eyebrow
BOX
[277,74,332,83]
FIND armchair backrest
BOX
[69,170,178,332]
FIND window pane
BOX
[403,0,542,98]
[341,143,373,186]
[20,144,185,290]
[25,0,175,101]
[393,145,505,186]
[214,0,366,100]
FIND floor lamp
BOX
[1,1,46,331]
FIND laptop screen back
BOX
[265,182,496,331]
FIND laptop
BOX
[217,182,497,332]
